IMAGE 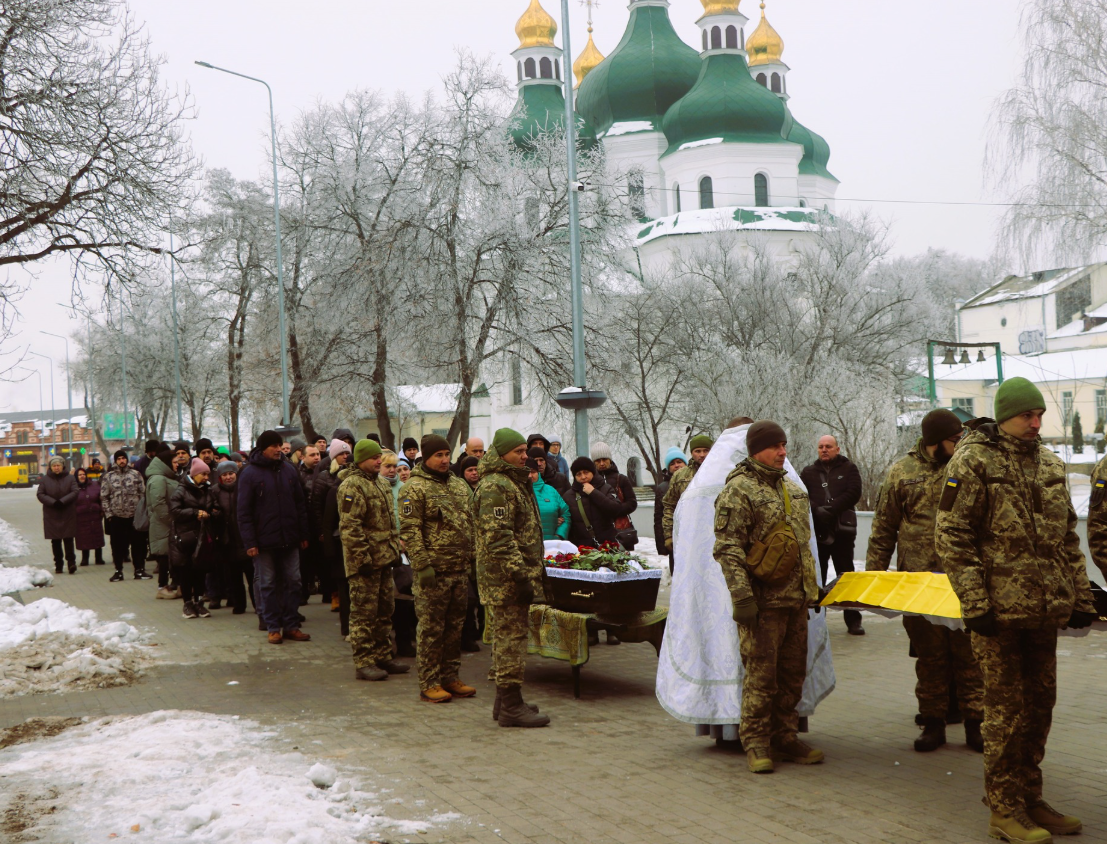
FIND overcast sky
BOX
[4,0,1025,412]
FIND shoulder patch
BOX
[401,500,412,516]
[938,477,960,512]
[493,505,507,519]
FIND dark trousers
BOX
[155,554,175,588]
[225,556,255,613]
[300,540,322,601]
[818,536,861,628]
[326,551,351,635]
[108,518,146,573]
[51,538,75,569]
[176,567,207,603]
[461,578,482,644]
[80,548,104,565]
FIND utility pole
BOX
[120,294,131,448]
[169,229,184,438]
[41,331,72,463]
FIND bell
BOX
[959,350,971,364]
[976,350,986,362]
[940,347,957,365]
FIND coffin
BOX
[543,565,661,616]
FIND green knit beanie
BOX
[993,377,1046,423]
[353,438,382,463]
[492,427,526,457]
[689,434,715,451]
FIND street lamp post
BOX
[195,60,291,429]
[28,351,57,460]
[168,229,184,439]
[119,294,131,448]
[41,331,73,463]
[28,368,44,470]
[57,303,98,458]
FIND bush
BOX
[1072,410,1084,454]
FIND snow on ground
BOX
[1050,444,1101,465]
[0,514,31,560]
[0,564,53,593]
[0,710,463,843]
[0,596,156,697]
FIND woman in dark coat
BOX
[37,456,78,574]
[74,467,105,566]
[168,458,221,619]
[561,457,624,549]
[210,460,254,614]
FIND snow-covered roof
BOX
[636,206,823,246]
[1049,301,1107,339]
[961,264,1103,309]
[394,385,462,414]
[603,121,656,137]
[0,408,88,425]
[935,347,1107,384]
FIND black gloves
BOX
[516,578,535,605]
[963,609,997,637]
[815,505,833,523]
[1066,609,1097,630]
[53,499,66,509]
[732,595,758,628]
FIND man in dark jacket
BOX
[800,435,864,634]
[590,442,638,549]
[237,430,311,644]
[133,439,160,479]
[528,446,569,494]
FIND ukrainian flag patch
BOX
[939,477,961,512]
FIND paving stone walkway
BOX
[2,488,1105,844]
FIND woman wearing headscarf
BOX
[74,466,105,566]
[169,458,221,619]
[37,456,78,574]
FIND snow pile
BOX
[0,711,463,842]
[0,515,31,560]
[0,565,53,593]
[0,597,154,697]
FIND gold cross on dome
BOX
[580,0,599,29]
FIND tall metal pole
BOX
[29,351,56,459]
[41,332,72,461]
[195,61,290,427]
[120,295,130,448]
[560,0,589,458]
[31,369,43,471]
[169,229,184,438]
[86,314,97,455]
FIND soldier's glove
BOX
[514,573,535,605]
[732,595,759,628]
[1065,609,1097,630]
[963,609,997,637]
[416,566,437,590]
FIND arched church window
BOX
[629,170,645,218]
[673,183,681,213]
[799,199,807,208]
[711,27,722,49]
[756,73,767,87]
[555,59,560,80]
[702,29,708,51]
[754,173,769,207]
[771,72,781,93]
[699,176,714,210]
[725,26,738,49]
[524,58,536,79]
[517,62,522,82]
[540,57,553,79]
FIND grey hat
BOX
[290,437,307,451]
[215,460,238,477]
[590,441,613,461]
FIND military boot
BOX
[914,717,946,752]
[376,659,410,675]
[965,718,984,753]
[988,810,1053,843]
[497,685,550,728]
[442,680,476,698]
[492,687,540,721]
[746,746,774,774]
[355,666,388,681]
[420,685,452,703]
[775,736,825,765]
[1026,801,1081,835]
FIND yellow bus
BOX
[0,465,30,488]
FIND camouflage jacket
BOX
[866,440,945,573]
[1086,455,1107,581]
[338,466,401,577]
[398,464,474,575]
[713,458,819,610]
[474,448,546,606]
[935,423,1095,627]
[100,464,146,519]
[662,460,700,550]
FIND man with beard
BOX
[866,409,984,754]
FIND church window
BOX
[702,29,708,51]
[540,57,553,79]
[673,183,681,213]
[711,27,722,49]
[771,72,781,93]
[629,170,645,218]
[699,176,714,210]
[525,197,540,231]
[555,59,560,80]
[799,199,807,208]
[756,73,767,87]
[524,58,536,79]
[511,358,523,406]
[725,26,739,49]
[754,173,769,206]
[517,62,522,82]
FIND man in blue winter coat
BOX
[238,430,311,644]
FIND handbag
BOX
[744,482,801,584]
[573,493,599,547]
[191,521,217,571]
[132,495,150,532]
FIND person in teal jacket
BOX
[529,458,569,540]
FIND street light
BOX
[25,368,45,470]
[57,303,99,458]
[40,331,73,462]
[195,60,291,428]
[168,226,184,439]
[28,351,56,460]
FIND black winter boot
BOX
[914,717,946,752]
[109,568,125,582]
[497,685,549,728]
[964,718,984,753]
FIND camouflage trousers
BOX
[903,616,983,720]
[413,571,468,691]
[486,602,529,687]
[349,567,396,669]
[737,606,808,749]
[971,628,1057,815]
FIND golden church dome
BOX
[573,27,605,87]
[746,2,784,67]
[700,0,743,15]
[516,0,558,49]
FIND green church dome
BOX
[509,83,598,153]
[661,53,791,155]
[576,3,701,137]
[786,115,837,181]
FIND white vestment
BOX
[655,425,836,725]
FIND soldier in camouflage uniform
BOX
[936,378,1096,843]
[339,439,410,682]
[1084,454,1107,584]
[474,428,550,727]
[400,434,476,703]
[867,408,984,753]
[712,421,822,774]
[662,433,714,559]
